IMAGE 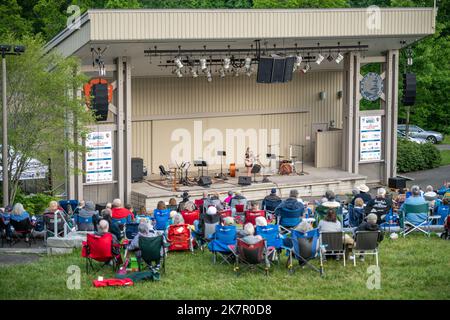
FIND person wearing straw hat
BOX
[351,184,372,206]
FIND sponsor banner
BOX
[360,116,382,161]
[85,131,113,183]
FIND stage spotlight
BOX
[244,56,252,70]
[335,53,344,64]
[223,57,231,70]
[174,57,184,69]
[190,68,198,78]
[327,54,334,62]
[219,68,226,78]
[302,63,310,73]
[200,58,207,71]
[316,53,324,65]
[295,55,302,67]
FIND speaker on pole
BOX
[402,73,416,106]
[91,83,109,121]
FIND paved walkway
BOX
[401,165,450,189]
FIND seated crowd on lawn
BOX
[0,182,449,264]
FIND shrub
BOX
[397,139,442,173]
[14,190,59,215]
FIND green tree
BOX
[105,0,141,8]
[0,0,33,36]
[0,34,93,204]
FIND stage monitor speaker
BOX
[388,177,406,189]
[91,83,109,121]
[256,57,274,83]
[238,176,252,186]
[131,157,144,182]
[198,176,212,186]
[402,73,416,106]
[283,56,295,82]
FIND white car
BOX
[0,146,48,181]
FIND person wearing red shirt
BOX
[111,198,134,222]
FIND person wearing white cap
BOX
[350,184,372,206]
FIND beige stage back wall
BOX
[131,71,342,173]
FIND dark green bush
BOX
[397,139,442,173]
[14,190,59,215]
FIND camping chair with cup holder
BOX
[230,239,270,276]
[82,233,122,274]
[137,235,166,275]
[400,203,434,237]
[255,225,284,263]
[207,225,237,265]
[10,218,36,247]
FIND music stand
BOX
[216,151,228,180]
[251,164,261,183]
[194,160,208,178]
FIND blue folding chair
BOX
[73,214,94,231]
[125,222,139,240]
[276,207,303,234]
[401,203,431,237]
[153,209,171,231]
[283,228,323,276]
[59,200,79,214]
[263,198,282,218]
[256,225,284,263]
[208,225,237,264]
[436,205,449,226]
[379,209,399,233]
[347,204,365,228]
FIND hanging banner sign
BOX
[85,131,113,183]
[360,116,382,161]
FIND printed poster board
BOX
[85,131,113,183]
[360,116,382,161]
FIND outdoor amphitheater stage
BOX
[131,164,367,209]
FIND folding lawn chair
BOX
[125,222,139,240]
[276,207,303,235]
[138,235,166,275]
[230,239,270,276]
[208,225,237,264]
[263,198,282,218]
[283,228,323,276]
[59,200,79,215]
[436,205,449,226]
[181,210,200,226]
[82,233,121,274]
[401,203,432,237]
[320,231,346,266]
[0,215,11,247]
[255,225,283,263]
[167,224,194,252]
[353,231,380,267]
[10,218,36,247]
[379,209,400,233]
[314,205,343,227]
[153,209,171,231]
[245,210,266,226]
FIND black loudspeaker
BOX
[198,176,212,187]
[388,177,406,189]
[271,57,286,83]
[238,176,252,186]
[95,203,106,213]
[256,57,274,83]
[283,56,295,82]
[91,83,109,121]
[402,73,416,106]
[131,157,144,182]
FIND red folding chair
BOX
[245,210,266,226]
[167,224,193,252]
[181,210,200,226]
[82,233,121,273]
[194,199,204,208]
[219,209,232,219]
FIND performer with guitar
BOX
[244,147,254,177]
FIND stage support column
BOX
[115,57,125,202]
[124,57,132,204]
[342,52,361,174]
[383,50,399,183]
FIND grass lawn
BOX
[442,135,450,145]
[1,234,449,300]
[441,150,450,166]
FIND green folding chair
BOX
[400,203,431,237]
[138,235,166,275]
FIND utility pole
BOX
[1,44,26,206]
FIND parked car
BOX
[397,129,427,144]
[397,124,443,144]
